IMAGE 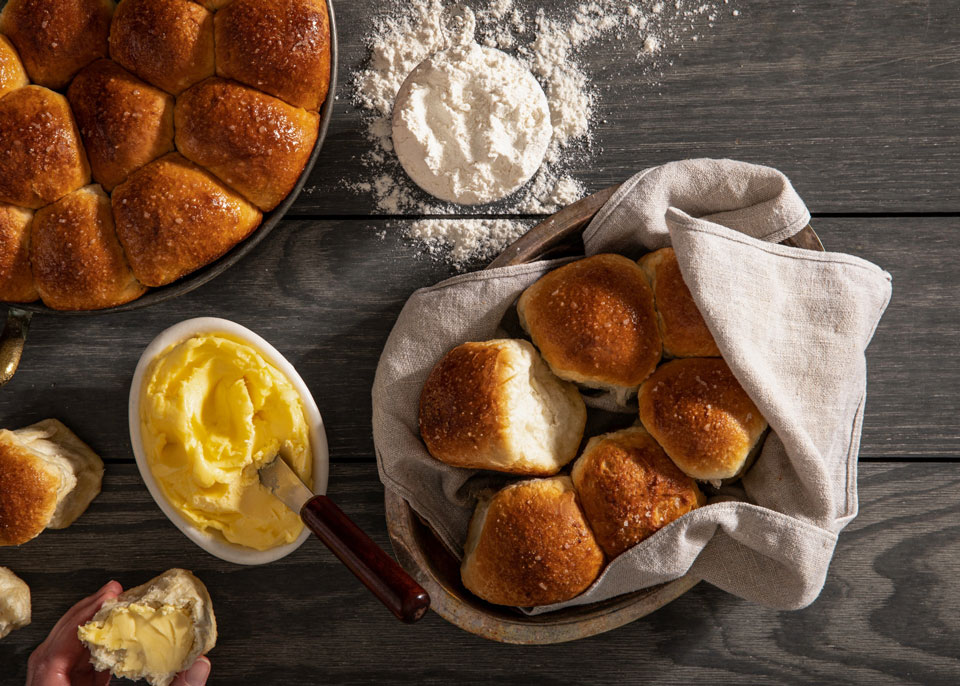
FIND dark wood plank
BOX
[0,216,955,459]
[1,461,958,685]
[293,0,960,216]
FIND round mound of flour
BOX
[392,42,553,205]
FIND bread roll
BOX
[0,86,91,209]
[638,358,768,482]
[461,477,604,607]
[0,567,30,639]
[570,426,704,558]
[638,247,721,358]
[419,339,586,476]
[0,419,104,546]
[0,35,29,100]
[175,77,320,211]
[109,0,215,95]
[0,203,37,303]
[517,254,662,401]
[79,568,216,686]
[0,0,114,89]
[113,153,262,287]
[31,185,145,310]
[68,59,175,191]
[215,0,332,110]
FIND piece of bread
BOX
[638,247,721,358]
[0,567,30,639]
[0,419,105,546]
[215,0,332,111]
[461,477,604,607]
[112,153,262,287]
[31,185,145,310]
[109,0,215,95]
[79,568,217,686]
[517,254,662,402]
[0,36,29,100]
[0,203,37,303]
[0,86,91,209]
[0,0,114,89]
[570,426,704,558]
[68,59,175,191]
[419,339,586,476]
[175,77,320,211]
[638,358,768,483]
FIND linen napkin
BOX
[372,158,892,611]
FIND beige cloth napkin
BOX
[372,159,892,612]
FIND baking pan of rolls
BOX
[0,0,337,315]
[384,185,826,643]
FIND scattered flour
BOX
[403,218,532,269]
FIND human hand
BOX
[26,581,212,686]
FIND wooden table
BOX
[2,1,959,683]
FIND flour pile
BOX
[404,218,532,269]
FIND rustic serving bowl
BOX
[385,184,825,644]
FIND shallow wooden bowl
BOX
[385,185,824,644]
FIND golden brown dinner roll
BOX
[0,419,104,547]
[0,86,91,209]
[0,204,37,303]
[0,36,29,100]
[68,59,175,191]
[31,185,145,310]
[461,477,604,607]
[638,358,768,482]
[0,0,114,89]
[638,247,721,358]
[517,254,662,400]
[109,0,215,95]
[419,339,586,476]
[571,426,704,558]
[0,567,31,638]
[112,153,262,287]
[175,77,320,211]
[215,0,332,110]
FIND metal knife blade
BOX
[258,452,314,514]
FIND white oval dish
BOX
[129,317,329,565]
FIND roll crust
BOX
[0,0,114,89]
[638,247,721,358]
[68,59,175,191]
[109,0,215,95]
[571,426,704,558]
[215,0,332,111]
[638,358,768,482]
[175,77,319,211]
[112,153,262,287]
[31,185,145,310]
[0,203,37,303]
[418,339,586,476]
[461,477,604,607]
[0,86,91,209]
[517,254,662,398]
[0,35,29,100]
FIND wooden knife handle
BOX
[301,495,430,623]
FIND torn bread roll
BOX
[571,426,704,558]
[638,358,768,483]
[0,419,104,546]
[79,568,216,686]
[638,247,721,358]
[518,254,662,403]
[0,567,31,639]
[418,339,586,476]
[461,477,604,607]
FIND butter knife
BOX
[259,454,430,623]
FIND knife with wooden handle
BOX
[259,453,430,623]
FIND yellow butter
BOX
[78,603,194,678]
[141,334,312,550]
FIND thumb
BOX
[172,657,211,686]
